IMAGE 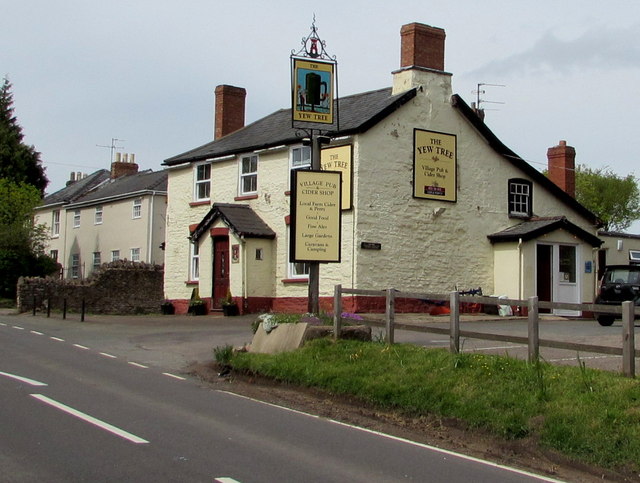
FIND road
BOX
[0,312,561,482]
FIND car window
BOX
[605,268,640,284]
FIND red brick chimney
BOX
[547,140,576,198]
[214,85,246,140]
[111,153,139,179]
[400,23,446,71]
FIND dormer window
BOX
[508,179,532,218]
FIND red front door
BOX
[212,237,230,309]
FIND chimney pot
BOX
[400,23,446,71]
[214,85,246,140]
[547,140,576,198]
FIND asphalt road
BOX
[0,311,562,482]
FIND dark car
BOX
[594,265,640,326]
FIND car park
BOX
[594,265,640,326]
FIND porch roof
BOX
[190,203,276,241]
[487,216,602,247]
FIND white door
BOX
[553,244,581,316]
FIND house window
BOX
[131,247,140,262]
[50,249,58,262]
[559,245,576,283]
[52,210,60,237]
[132,198,142,219]
[73,210,81,228]
[71,254,80,278]
[508,179,532,218]
[287,227,309,279]
[630,250,640,264]
[255,248,264,261]
[93,252,101,269]
[291,146,311,170]
[239,155,258,195]
[111,250,120,262]
[190,242,200,281]
[194,163,211,201]
[95,206,103,224]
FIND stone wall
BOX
[17,260,164,315]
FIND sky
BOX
[3,0,640,231]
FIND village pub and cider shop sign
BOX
[291,170,342,263]
[413,129,457,202]
[292,58,334,124]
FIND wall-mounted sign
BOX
[413,129,457,202]
[321,144,352,210]
[292,58,334,124]
[231,244,239,263]
[361,242,381,250]
[290,170,342,263]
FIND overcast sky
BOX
[3,1,640,231]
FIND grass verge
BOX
[230,338,640,473]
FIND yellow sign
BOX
[321,144,352,210]
[292,58,334,124]
[413,129,457,202]
[291,170,342,263]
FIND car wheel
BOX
[597,315,615,326]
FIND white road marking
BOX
[215,478,242,483]
[128,362,148,369]
[219,391,564,483]
[30,394,149,444]
[73,344,90,350]
[0,371,47,386]
[162,372,186,380]
[99,352,117,359]
[12,325,24,330]
[30,330,43,335]
[0,322,6,326]
[50,337,65,342]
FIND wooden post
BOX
[385,288,395,344]
[528,296,539,364]
[333,284,342,340]
[46,298,51,318]
[450,291,460,353]
[81,299,86,322]
[32,294,36,316]
[622,301,635,378]
[63,299,67,319]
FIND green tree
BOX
[0,179,58,298]
[0,76,48,194]
[574,164,640,231]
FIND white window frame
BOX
[194,162,211,201]
[92,252,101,269]
[508,179,532,218]
[287,227,310,279]
[630,250,640,263]
[73,210,81,228]
[111,250,120,262]
[239,154,258,195]
[71,254,80,278]
[190,242,200,281]
[290,146,311,170]
[131,247,140,262]
[132,198,142,219]
[50,249,58,262]
[52,210,60,237]
[94,206,103,225]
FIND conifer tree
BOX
[0,76,48,194]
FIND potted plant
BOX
[160,299,175,315]
[188,288,207,316]
[221,289,239,316]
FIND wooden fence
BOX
[332,285,640,378]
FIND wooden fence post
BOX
[622,301,635,378]
[528,296,539,364]
[333,285,342,341]
[450,291,460,354]
[385,288,395,344]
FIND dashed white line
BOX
[128,362,148,369]
[50,337,65,342]
[31,394,149,444]
[0,371,47,386]
[99,352,117,359]
[12,325,24,330]
[215,478,242,483]
[0,322,6,326]
[162,372,186,381]
[73,344,90,350]
[30,330,44,335]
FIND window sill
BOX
[189,200,211,207]
[508,213,531,220]
[234,194,258,201]
[282,278,309,284]
[185,280,199,286]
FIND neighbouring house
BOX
[162,21,603,316]
[597,231,640,276]
[34,155,167,279]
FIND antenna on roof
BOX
[472,83,505,113]
[96,138,125,164]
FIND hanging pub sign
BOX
[290,170,342,263]
[413,128,457,202]
[292,58,335,124]
[320,144,352,210]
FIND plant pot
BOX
[188,303,207,316]
[160,303,175,315]
[222,304,239,316]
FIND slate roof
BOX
[487,216,602,247]
[39,170,110,208]
[164,87,418,166]
[190,203,276,241]
[68,169,168,206]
